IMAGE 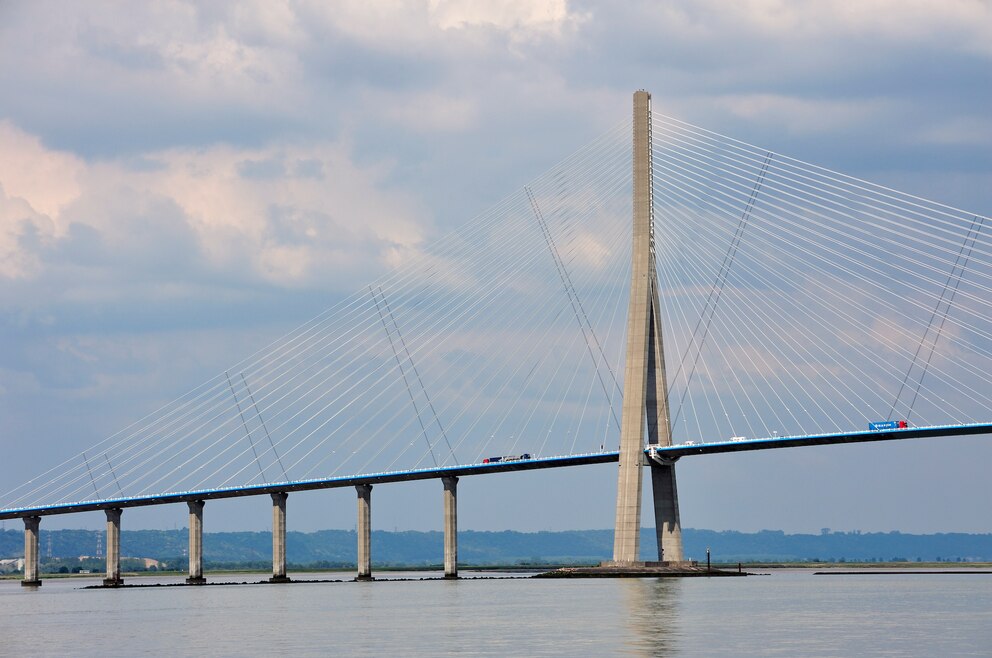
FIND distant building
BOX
[0,558,24,573]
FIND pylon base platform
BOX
[535,562,747,578]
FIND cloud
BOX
[296,0,580,46]
[650,0,992,55]
[0,122,428,296]
[429,0,576,33]
[0,121,83,227]
[917,117,992,148]
[379,91,479,134]
[712,94,895,136]
[0,185,50,280]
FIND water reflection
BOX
[621,578,682,655]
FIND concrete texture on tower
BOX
[611,90,683,564]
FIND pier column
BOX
[22,516,41,587]
[103,508,123,586]
[442,477,458,578]
[186,500,206,584]
[356,484,372,580]
[651,462,684,562]
[270,492,289,583]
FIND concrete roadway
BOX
[2,422,990,520]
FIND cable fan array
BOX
[652,114,992,444]
[3,111,990,514]
[1,120,634,511]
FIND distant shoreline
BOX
[5,561,992,582]
[4,527,992,578]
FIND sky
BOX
[1,0,991,537]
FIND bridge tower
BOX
[609,90,684,565]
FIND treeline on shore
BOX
[2,527,990,571]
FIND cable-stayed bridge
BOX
[4,91,991,585]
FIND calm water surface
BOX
[2,570,990,656]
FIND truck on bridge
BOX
[482,453,532,464]
[868,420,908,430]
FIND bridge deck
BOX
[2,422,989,520]
[652,422,992,459]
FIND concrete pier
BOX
[103,508,123,586]
[269,492,290,583]
[650,462,684,561]
[442,476,458,578]
[356,484,372,580]
[22,516,41,586]
[186,500,206,585]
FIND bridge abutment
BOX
[103,508,123,586]
[356,484,373,580]
[269,492,290,583]
[22,516,41,586]
[442,476,458,578]
[186,500,206,585]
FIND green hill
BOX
[2,527,990,569]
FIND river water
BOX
[2,570,990,656]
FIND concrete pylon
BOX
[609,90,684,565]
[186,500,206,585]
[103,508,123,586]
[22,516,41,587]
[269,492,290,583]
